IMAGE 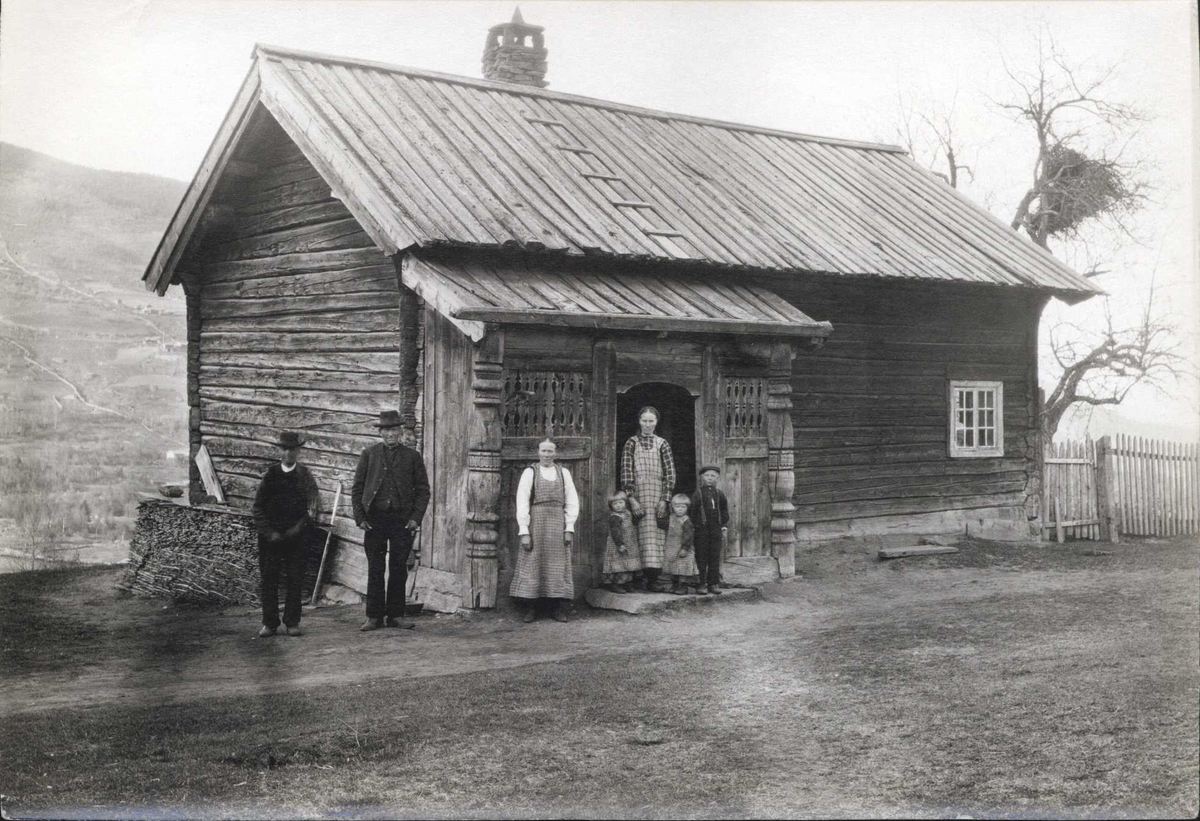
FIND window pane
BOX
[956,430,964,447]
[985,429,994,447]
[965,429,974,447]
[965,410,973,427]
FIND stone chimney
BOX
[482,7,548,88]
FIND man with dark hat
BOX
[251,430,321,637]
[352,410,431,631]
[689,465,730,596]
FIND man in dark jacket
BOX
[251,430,320,637]
[352,410,431,631]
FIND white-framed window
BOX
[948,381,1003,458]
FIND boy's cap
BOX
[698,465,721,475]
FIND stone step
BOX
[584,586,759,615]
[722,555,780,586]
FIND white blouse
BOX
[515,464,580,536]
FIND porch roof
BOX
[400,255,833,343]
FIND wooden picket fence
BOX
[1043,435,1200,542]
[1043,438,1101,541]
[1110,434,1200,538]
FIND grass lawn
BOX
[1,536,1197,819]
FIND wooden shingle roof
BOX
[145,43,1102,301]
[402,255,833,342]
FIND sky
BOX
[1,0,1197,437]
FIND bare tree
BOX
[995,34,1150,255]
[895,91,976,190]
[897,32,1181,438]
[1042,277,1189,436]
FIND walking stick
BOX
[310,480,342,606]
[405,527,422,614]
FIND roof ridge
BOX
[252,42,907,154]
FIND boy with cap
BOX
[251,430,321,637]
[689,465,730,595]
[352,410,431,631]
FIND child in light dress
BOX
[601,490,642,593]
[659,493,699,595]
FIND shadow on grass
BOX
[0,566,107,676]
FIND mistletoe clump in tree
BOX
[1024,143,1142,248]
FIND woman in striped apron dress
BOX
[513,439,580,623]
[620,406,677,593]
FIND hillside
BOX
[0,143,191,567]
[0,142,186,286]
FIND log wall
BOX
[191,140,418,592]
[779,278,1043,541]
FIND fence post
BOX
[1096,435,1120,544]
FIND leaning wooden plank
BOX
[878,545,960,559]
[195,444,226,504]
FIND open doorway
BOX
[614,382,698,497]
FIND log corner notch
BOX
[767,341,797,577]
[465,328,505,608]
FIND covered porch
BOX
[401,253,833,608]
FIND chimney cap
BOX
[489,6,544,34]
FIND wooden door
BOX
[718,374,771,558]
[723,440,770,557]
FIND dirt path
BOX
[4,538,1184,718]
[3,536,1196,818]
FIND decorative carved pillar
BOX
[465,327,504,608]
[397,282,422,438]
[589,340,616,589]
[767,341,797,578]
[182,274,205,506]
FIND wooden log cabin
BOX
[142,14,1100,611]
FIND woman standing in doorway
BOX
[513,439,580,623]
[621,406,677,593]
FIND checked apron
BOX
[633,438,667,569]
[511,465,574,599]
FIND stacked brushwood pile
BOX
[123,499,329,605]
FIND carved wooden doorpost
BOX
[767,341,797,578]
[465,328,504,608]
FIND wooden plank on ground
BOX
[878,545,960,559]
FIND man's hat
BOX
[698,465,721,475]
[277,430,303,449]
[375,410,403,429]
